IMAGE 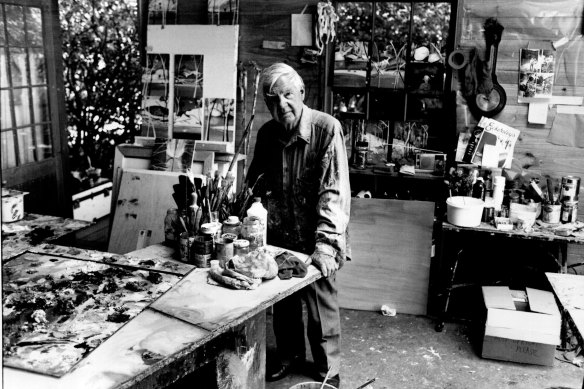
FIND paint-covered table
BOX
[3,243,321,389]
[434,220,584,331]
[1,213,92,262]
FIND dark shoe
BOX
[326,374,340,388]
[266,355,304,382]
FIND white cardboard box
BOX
[481,286,560,366]
[72,181,113,222]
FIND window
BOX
[1,3,53,169]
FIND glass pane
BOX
[6,5,25,46]
[1,89,12,128]
[17,126,35,164]
[35,124,53,160]
[13,87,31,127]
[31,86,49,123]
[411,3,451,61]
[9,47,29,86]
[29,48,46,85]
[0,50,7,88]
[0,5,5,46]
[372,2,410,90]
[1,130,17,168]
[334,2,373,88]
[26,7,43,47]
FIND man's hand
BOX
[308,252,338,278]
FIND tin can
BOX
[560,201,578,224]
[215,236,234,268]
[542,204,561,224]
[193,234,213,268]
[560,176,581,202]
[482,207,495,223]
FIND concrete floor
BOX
[266,308,584,389]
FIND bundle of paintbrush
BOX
[172,172,204,236]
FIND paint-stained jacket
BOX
[246,105,351,266]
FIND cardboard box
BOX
[481,286,561,366]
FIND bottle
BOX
[246,197,267,246]
[492,175,505,211]
[472,177,485,200]
[164,208,179,245]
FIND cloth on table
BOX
[275,251,308,280]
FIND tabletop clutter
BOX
[445,166,583,236]
[162,171,307,290]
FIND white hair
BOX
[261,63,304,96]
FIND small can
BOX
[560,201,578,224]
[193,234,213,268]
[560,176,581,202]
[542,204,561,224]
[482,206,495,223]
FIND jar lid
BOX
[234,239,250,248]
[224,216,240,225]
[201,222,220,234]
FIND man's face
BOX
[265,76,304,131]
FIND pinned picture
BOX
[141,54,170,137]
[148,0,178,25]
[150,138,195,172]
[518,48,555,99]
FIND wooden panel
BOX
[147,25,238,99]
[338,198,434,315]
[108,169,181,254]
[151,247,321,332]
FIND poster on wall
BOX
[518,48,555,100]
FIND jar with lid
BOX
[241,216,264,250]
[164,208,179,245]
[246,198,267,245]
[222,216,242,238]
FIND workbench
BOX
[2,243,321,389]
[435,220,584,331]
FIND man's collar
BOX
[289,105,311,145]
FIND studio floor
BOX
[265,308,584,389]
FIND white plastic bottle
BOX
[246,197,267,246]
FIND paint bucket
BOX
[542,204,561,224]
[560,176,580,202]
[1,189,28,223]
[193,234,213,268]
[289,382,337,389]
[446,196,485,227]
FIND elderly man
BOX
[246,63,351,388]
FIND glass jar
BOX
[222,216,242,238]
[241,216,264,250]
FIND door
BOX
[1,0,71,217]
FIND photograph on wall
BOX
[175,55,204,88]
[173,55,204,139]
[203,98,235,142]
[141,54,171,137]
[390,120,430,163]
[405,62,445,95]
[148,0,178,25]
[150,138,196,172]
[518,48,555,98]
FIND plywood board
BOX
[151,247,321,332]
[2,252,180,377]
[147,25,238,99]
[108,169,180,254]
[338,198,434,315]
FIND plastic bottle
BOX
[246,197,267,246]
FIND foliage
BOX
[336,2,452,57]
[60,0,141,184]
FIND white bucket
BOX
[446,196,484,227]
